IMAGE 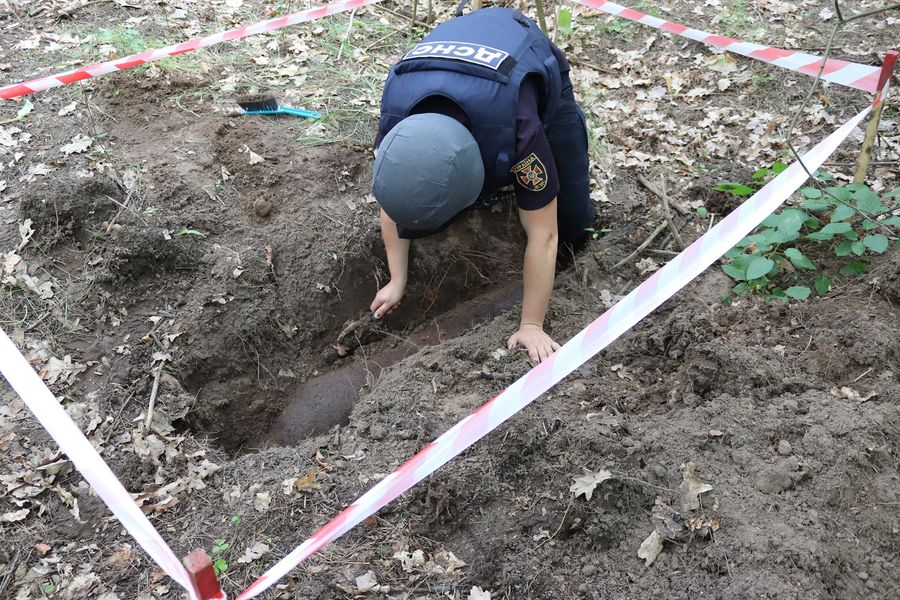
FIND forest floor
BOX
[1,1,898,599]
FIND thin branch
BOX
[336,9,357,62]
[843,2,900,23]
[145,361,164,429]
[612,222,668,269]
[658,175,685,250]
[637,173,690,215]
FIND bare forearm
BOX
[380,209,410,284]
[520,235,557,327]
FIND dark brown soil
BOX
[1,2,898,600]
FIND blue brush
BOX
[238,96,320,119]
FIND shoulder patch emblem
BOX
[512,153,548,192]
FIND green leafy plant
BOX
[178,227,207,238]
[714,161,789,197]
[584,226,611,240]
[211,539,230,576]
[718,177,898,302]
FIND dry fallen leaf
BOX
[44,355,87,385]
[637,530,664,566]
[58,101,77,116]
[237,542,270,564]
[16,100,33,120]
[34,543,52,555]
[0,508,29,523]
[60,134,93,155]
[248,149,264,165]
[355,570,379,592]
[469,586,492,600]
[394,549,426,573]
[569,468,614,501]
[294,467,318,492]
[679,462,714,512]
[253,491,271,512]
[17,218,34,251]
[105,546,136,571]
[834,386,877,403]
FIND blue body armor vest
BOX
[378,8,566,190]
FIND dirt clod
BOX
[777,440,793,456]
[755,462,796,494]
[252,198,272,217]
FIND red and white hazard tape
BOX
[0,0,379,100]
[0,331,214,600]
[234,106,871,599]
[1,0,887,101]
[573,0,883,93]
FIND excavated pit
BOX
[265,279,522,446]
[91,77,532,455]
[176,209,528,455]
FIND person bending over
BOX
[370,6,595,363]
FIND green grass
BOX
[719,0,767,40]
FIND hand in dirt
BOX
[507,324,561,363]
[371,280,406,319]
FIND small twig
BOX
[852,367,873,383]
[842,2,900,23]
[0,550,22,596]
[145,360,165,429]
[824,161,899,167]
[536,495,574,549]
[0,114,24,126]
[337,8,357,62]
[568,56,616,76]
[637,174,689,215]
[374,4,431,29]
[612,222,668,269]
[364,26,404,51]
[657,175,685,250]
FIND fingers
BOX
[534,340,560,363]
[373,298,401,319]
[508,332,559,363]
[371,296,387,319]
[507,333,517,350]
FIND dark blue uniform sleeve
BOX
[512,77,560,211]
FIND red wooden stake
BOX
[183,549,227,600]
[854,49,898,183]
[873,49,898,108]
